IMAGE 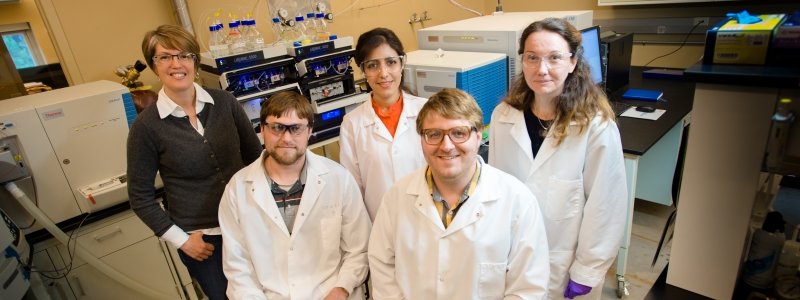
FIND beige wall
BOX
[185,0,485,53]
[186,0,796,71]
[14,0,799,87]
[499,0,798,68]
[0,0,58,64]
[36,0,176,86]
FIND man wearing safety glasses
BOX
[219,91,371,299]
[368,88,550,299]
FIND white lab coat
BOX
[339,92,427,220]
[219,150,371,300]
[368,160,550,300]
[488,102,627,300]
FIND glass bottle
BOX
[208,24,229,57]
[227,20,247,54]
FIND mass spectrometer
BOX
[417,11,593,86]
[0,81,137,230]
[404,49,507,124]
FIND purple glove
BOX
[564,279,592,299]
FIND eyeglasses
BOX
[360,56,404,76]
[421,126,477,145]
[521,51,573,69]
[262,122,310,136]
[152,52,197,65]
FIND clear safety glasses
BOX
[262,122,310,136]
[521,51,573,69]
[359,56,404,76]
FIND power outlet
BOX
[693,17,709,26]
[657,25,667,34]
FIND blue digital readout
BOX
[320,109,342,121]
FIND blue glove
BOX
[726,10,762,25]
[564,279,592,299]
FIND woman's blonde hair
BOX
[504,18,614,145]
[416,88,483,134]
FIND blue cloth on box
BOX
[726,10,762,25]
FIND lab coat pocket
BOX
[320,215,343,252]
[478,262,506,298]
[544,178,582,220]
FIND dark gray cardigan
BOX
[127,88,262,236]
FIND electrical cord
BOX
[335,0,403,17]
[643,20,705,67]
[449,0,483,16]
[32,212,90,280]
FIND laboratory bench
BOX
[613,67,694,157]
[609,66,695,298]
[665,63,800,299]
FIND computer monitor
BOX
[580,26,603,86]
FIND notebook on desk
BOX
[622,88,663,102]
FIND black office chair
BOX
[651,125,690,268]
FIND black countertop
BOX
[614,67,695,156]
[684,63,800,89]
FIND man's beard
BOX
[267,145,304,165]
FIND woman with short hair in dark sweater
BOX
[127,24,262,300]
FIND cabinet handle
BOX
[71,275,86,297]
[53,281,69,300]
[93,226,122,242]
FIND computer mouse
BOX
[636,106,656,113]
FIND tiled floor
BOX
[609,174,800,300]
[601,199,675,299]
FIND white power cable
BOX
[4,181,174,300]
[448,0,482,16]
[333,0,363,17]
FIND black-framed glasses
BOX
[521,51,573,69]
[421,126,477,145]
[262,122,310,136]
[359,56,404,76]
[152,52,197,65]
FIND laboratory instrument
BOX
[417,11,593,87]
[403,49,507,124]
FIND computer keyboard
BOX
[610,101,633,117]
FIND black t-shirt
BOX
[523,107,549,158]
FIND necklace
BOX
[536,115,553,137]
[536,116,550,131]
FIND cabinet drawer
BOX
[64,215,153,265]
[66,236,182,300]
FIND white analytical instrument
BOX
[417,11,593,86]
[0,81,140,229]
